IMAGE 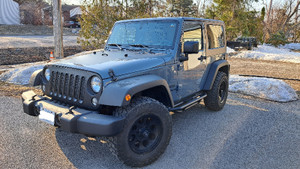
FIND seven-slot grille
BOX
[49,70,86,104]
[45,65,102,109]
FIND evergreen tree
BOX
[167,0,197,16]
[206,0,262,41]
[78,0,167,49]
[78,0,125,49]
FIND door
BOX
[176,21,207,100]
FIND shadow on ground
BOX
[55,94,300,169]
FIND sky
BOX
[62,0,82,5]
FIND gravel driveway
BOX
[0,93,299,169]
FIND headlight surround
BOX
[44,68,51,81]
[90,76,102,93]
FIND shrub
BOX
[267,31,288,47]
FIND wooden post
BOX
[52,0,64,59]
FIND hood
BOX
[52,49,167,79]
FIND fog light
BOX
[92,98,98,106]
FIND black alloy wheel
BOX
[219,80,227,104]
[128,114,163,154]
[204,71,229,111]
[107,97,172,167]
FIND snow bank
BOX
[231,44,300,63]
[226,47,235,54]
[229,75,298,102]
[0,64,44,85]
[280,43,300,50]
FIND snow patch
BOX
[229,75,298,102]
[0,64,44,85]
[226,47,235,54]
[231,44,300,63]
[280,43,300,51]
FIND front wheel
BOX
[107,97,172,167]
[204,71,229,111]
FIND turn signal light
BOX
[125,94,131,101]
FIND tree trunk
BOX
[266,0,273,23]
[263,0,273,43]
[52,0,64,59]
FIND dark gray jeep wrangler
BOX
[22,17,229,167]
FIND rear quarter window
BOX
[207,25,225,49]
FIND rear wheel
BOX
[107,97,172,167]
[204,71,228,111]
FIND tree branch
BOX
[282,0,300,30]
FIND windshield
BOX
[106,20,178,49]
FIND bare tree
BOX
[281,0,300,29]
[263,0,300,42]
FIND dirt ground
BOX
[228,58,300,91]
[0,81,42,98]
[0,58,299,98]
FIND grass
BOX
[0,81,42,98]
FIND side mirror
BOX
[184,41,199,54]
[179,56,188,62]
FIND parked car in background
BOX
[63,21,80,28]
[237,37,258,47]
[227,37,258,50]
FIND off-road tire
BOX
[204,71,228,111]
[107,97,172,167]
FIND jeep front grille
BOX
[49,71,86,104]
[44,65,102,110]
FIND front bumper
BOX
[22,90,124,136]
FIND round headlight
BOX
[91,76,102,93]
[44,68,51,81]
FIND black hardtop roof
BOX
[116,17,224,24]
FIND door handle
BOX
[198,55,207,61]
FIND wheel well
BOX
[218,65,229,76]
[133,86,172,108]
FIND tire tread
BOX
[204,71,228,111]
[107,97,172,167]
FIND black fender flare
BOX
[99,75,174,107]
[202,60,230,90]
[29,69,43,86]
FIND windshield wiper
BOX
[130,44,152,53]
[108,43,123,50]
[130,44,149,48]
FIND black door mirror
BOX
[184,41,199,54]
[179,56,188,62]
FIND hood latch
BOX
[108,69,117,81]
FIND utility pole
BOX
[52,0,64,58]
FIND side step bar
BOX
[170,94,207,112]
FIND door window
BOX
[183,22,203,50]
